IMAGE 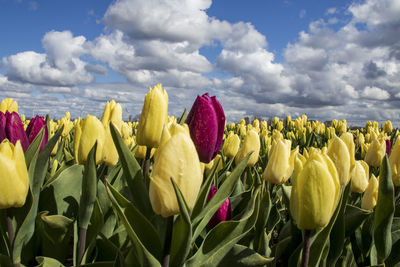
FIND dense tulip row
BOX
[0,89,399,267]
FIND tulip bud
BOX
[350,160,369,193]
[357,133,365,146]
[223,132,240,158]
[26,115,48,152]
[206,185,232,228]
[389,138,400,186]
[149,123,202,217]
[386,139,391,155]
[290,151,340,229]
[263,139,296,185]
[383,120,393,133]
[361,174,379,210]
[235,129,260,167]
[340,132,355,172]
[364,137,386,167]
[0,140,29,208]
[74,115,105,164]
[186,93,225,163]
[101,100,124,166]
[136,84,168,148]
[0,112,29,152]
[101,100,123,131]
[327,135,351,185]
[0,98,18,113]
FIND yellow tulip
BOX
[361,174,379,210]
[340,132,355,172]
[101,100,124,166]
[205,154,223,175]
[350,160,369,193]
[136,84,168,148]
[0,98,18,113]
[356,133,365,146]
[0,140,29,209]
[383,120,393,133]
[149,123,202,217]
[235,129,260,167]
[101,100,123,131]
[74,115,105,165]
[364,137,385,167]
[290,151,340,229]
[327,135,351,185]
[223,132,240,158]
[389,138,400,186]
[263,139,296,185]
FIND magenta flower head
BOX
[26,115,48,152]
[206,185,232,228]
[0,111,29,152]
[0,112,6,141]
[185,93,225,163]
[386,139,391,155]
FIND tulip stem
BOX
[301,230,312,267]
[5,210,18,267]
[77,227,87,265]
[162,216,174,267]
[142,147,151,188]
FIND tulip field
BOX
[0,84,400,267]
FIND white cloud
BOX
[2,31,95,86]
[361,86,390,100]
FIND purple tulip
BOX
[0,111,29,152]
[26,115,48,152]
[386,139,391,155]
[0,112,6,142]
[186,93,225,163]
[206,185,232,228]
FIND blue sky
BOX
[0,0,399,125]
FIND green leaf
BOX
[13,126,63,265]
[35,256,64,267]
[105,180,161,266]
[386,230,400,266]
[186,187,260,267]
[374,155,395,264]
[40,164,84,217]
[178,108,188,124]
[36,212,74,263]
[344,204,371,237]
[218,244,273,267]
[191,159,219,219]
[254,187,271,256]
[170,179,192,267]
[327,181,352,266]
[109,123,152,218]
[191,152,251,242]
[25,126,45,167]
[79,142,98,230]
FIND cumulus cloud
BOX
[2,31,96,86]
[281,0,400,120]
[361,86,390,100]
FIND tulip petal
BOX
[5,112,29,152]
[211,95,225,159]
[0,112,6,142]
[186,93,219,163]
